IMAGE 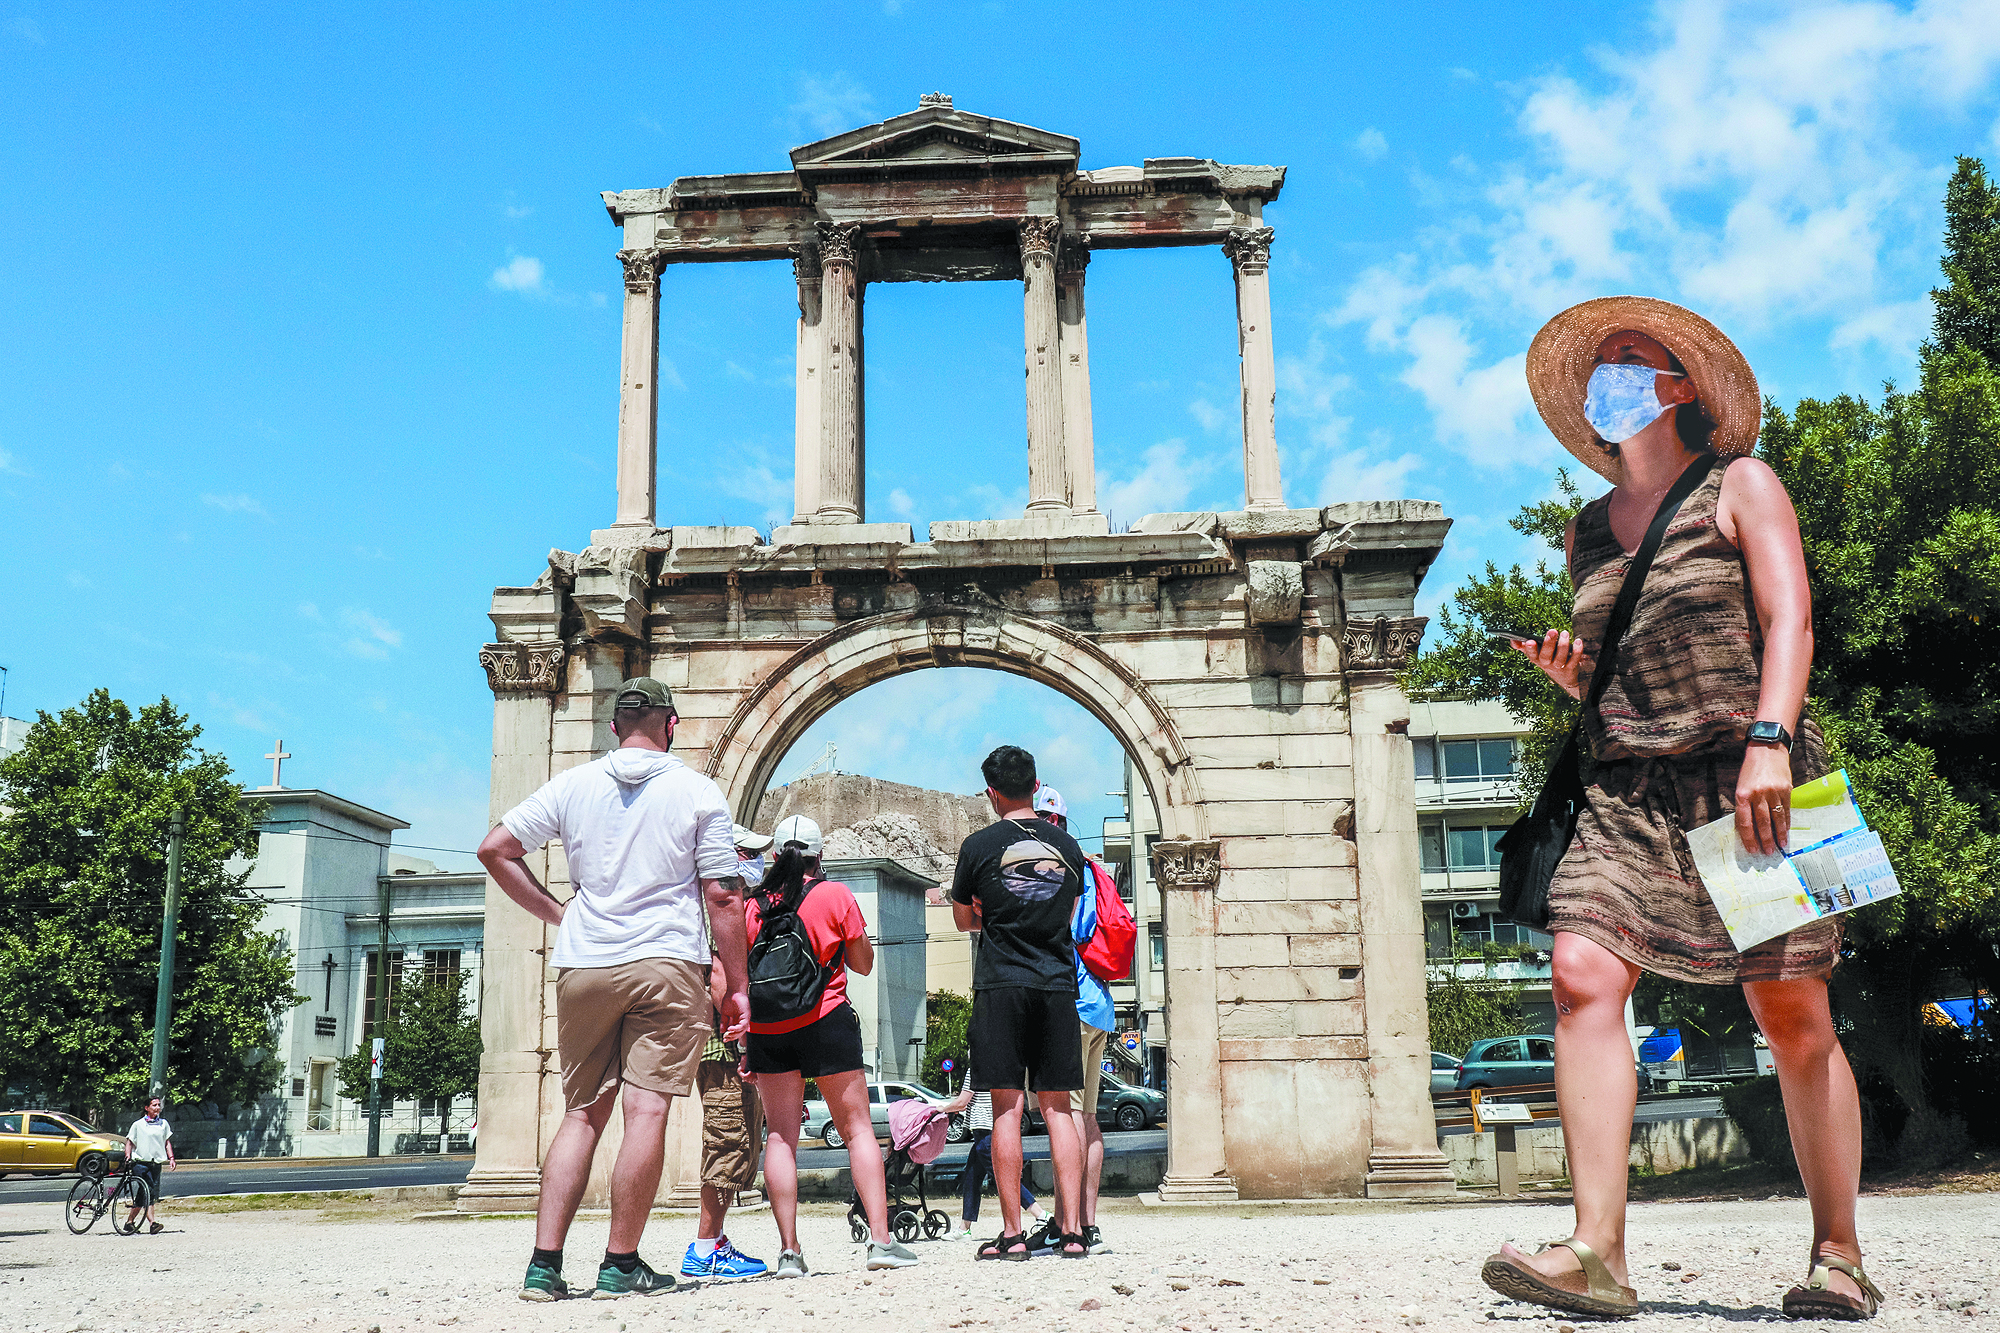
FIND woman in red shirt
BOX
[745,815,918,1275]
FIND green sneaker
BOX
[520,1260,570,1302]
[594,1257,674,1300]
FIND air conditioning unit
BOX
[1452,901,1482,921]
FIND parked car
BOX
[1453,1035,1556,1091]
[0,1110,130,1179]
[805,1080,960,1148]
[1430,1051,1463,1096]
[1024,1071,1167,1134]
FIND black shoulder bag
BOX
[1495,453,1718,930]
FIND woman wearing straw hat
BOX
[1480,297,1879,1320]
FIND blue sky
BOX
[5,1,2000,867]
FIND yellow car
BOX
[0,1111,130,1178]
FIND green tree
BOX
[0,690,300,1118]
[922,989,972,1091]
[336,968,483,1133]
[1426,968,1526,1058]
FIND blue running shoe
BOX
[681,1235,768,1279]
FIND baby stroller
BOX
[847,1099,952,1243]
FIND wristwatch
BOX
[1746,720,1793,750]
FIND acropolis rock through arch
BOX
[464,95,1457,1209]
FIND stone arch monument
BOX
[462,96,1457,1210]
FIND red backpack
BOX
[1078,857,1137,982]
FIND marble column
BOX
[1152,840,1239,1202]
[613,247,665,530]
[1056,241,1097,513]
[1224,227,1285,512]
[1349,660,1458,1199]
[815,222,864,524]
[1020,217,1068,513]
[792,247,823,525]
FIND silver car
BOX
[1430,1051,1463,1096]
[804,1080,962,1148]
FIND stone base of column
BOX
[590,522,663,547]
[1364,1149,1459,1199]
[770,522,915,547]
[1156,1172,1240,1203]
[456,1169,542,1214]
[665,1180,704,1209]
[928,512,1111,541]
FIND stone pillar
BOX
[1152,840,1239,1202]
[1224,227,1285,512]
[1020,217,1068,514]
[1346,626,1457,1200]
[613,247,665,530]
[792,247,823,525]
[458,638,566,1212]
[1056,241,1096,513]
[816,222,864,524]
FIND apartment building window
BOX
[363,951,404,1039]
[1447,825,1507,870]
[1412,737,1437,779]
[1418,819,1446,872]
[1443,738,1515,783]
[420,949,462,988]
[1148,923,1166,972]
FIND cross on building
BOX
[262,739,291,790]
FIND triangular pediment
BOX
[791,101,1079,171]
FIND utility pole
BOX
[147,810,186,1101]
[367,875,389,1156]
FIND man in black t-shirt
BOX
[950,745,1088,1260]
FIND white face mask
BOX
[737,853,765,889]
[1584,362,1684,443]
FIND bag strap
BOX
[1582,452,1720,716]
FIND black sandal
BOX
[976,1231,1030,1262]
[1059,1232,1089,1259]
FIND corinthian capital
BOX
[1223,226,1275,275]
[1340,615,1428,674]
[1018,216,1062,264]
[479,641,567,694]
[617,247,665,294]
[793,244,822,288]
[816,221,861,267]
[1057,234,1091,278]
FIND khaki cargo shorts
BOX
[697,1060,767,1192]
[1069,1023,1110,1115]
[555,957,709,1111]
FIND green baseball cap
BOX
[613,677,674,710]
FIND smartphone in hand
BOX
[1484,627,1542,649]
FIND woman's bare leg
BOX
[819,1070,892,1244]
[1501,931,1642,1288]
[1743,976,1865,1301]
[756,1072,805,1254]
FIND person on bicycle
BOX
[124,1096,175,1234]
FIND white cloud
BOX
[67,570,91,588]
[1830,298,1932,364]
[714,444,793,524]
[297,601,321,621]
[725,361,757,382]
[1352,127,1389,160]
[1187,398,1228,433]
[489,255,545,295]
[662,358,687,392]
[340,607,402,659]
[0,447,18,475]
[787,73,875,139]
[1322,441,1426,503]
[202,492,268,517]
[503,203,534,219]
[887,488,916,518]
[1395,316,1544,471]
[1098,440,1223,524]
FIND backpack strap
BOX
[1585,452,1718,716]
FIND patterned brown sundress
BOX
[1547,456,1842,985]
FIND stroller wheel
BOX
[923,1209,950,1240]
[893,1209,920,1244]
[849,1216,868,1243]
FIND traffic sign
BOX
[940,1057,955,1072]
[369,1037,385,1079]
[1101,1059,1117,1073]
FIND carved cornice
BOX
[816,221,861,267]
[1152,839,1221,890]
[617,247,665,294]
[1223,226,1275,275]
[479,641,566,694]
[1341,615,1427,673]
[793,244,822,288]
[1018,216,1062,265]
[1057,235,1091,278]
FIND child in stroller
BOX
[849,1099,953,1244]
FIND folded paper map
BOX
[1684,770,1902,951]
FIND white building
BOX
[1100,756,1166,1088]
[211,787,485,1157]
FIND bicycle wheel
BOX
[110,1174,152,1235]
[64,1176,109,1235]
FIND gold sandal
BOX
[1481,1237,1639,1318]
[1784,1252,1883,1321]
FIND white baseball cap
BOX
[1033,785,1068,819]
[772,814,823,858]
[731,822,775,854]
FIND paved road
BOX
[0,1154,474,1206]
[795,1128,1167,1172]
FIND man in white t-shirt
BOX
[124,1095,174,1234]
[478,677,749,1302]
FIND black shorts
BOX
[969,986,1084,1092]
[746,1002,865,1078]
[130,1161,162,1194]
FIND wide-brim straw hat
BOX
[1526,296,1760,483]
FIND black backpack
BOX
[747,878,844,1025]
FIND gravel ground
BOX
[1,1191,1991,1332]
